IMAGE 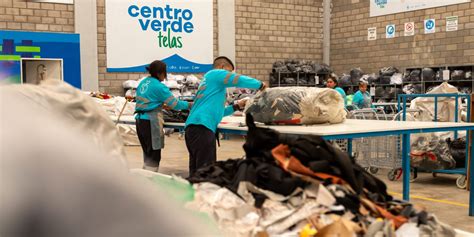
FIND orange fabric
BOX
[271,144,346,185]
[373,204,407,228]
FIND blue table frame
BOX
[164,120,474,216]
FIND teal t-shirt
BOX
[134,77,189,120]
[352,90,372,109]
[334,87,347,106]
[185,69,262,133]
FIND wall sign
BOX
[371,0,471,17]
[446,16,459,31]
[404,22,415,36]
[424,19,436,34]
[368,27,377,41]
[386,24,395,38]
[105,0,213,73]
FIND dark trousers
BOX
[136,119,162,168]
[185,125,216,177]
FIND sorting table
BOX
[114,115,474,216]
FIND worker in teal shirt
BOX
[135,60,192,172]
[326,74,347,106]
[352,79,373,109]
[185,56,266,176]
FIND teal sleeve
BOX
[228,74,262,89]
[155,85,189,111]
[208,70,262,89]
[223,105,235,116]
[352,92,363,108]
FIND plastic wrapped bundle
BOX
[245,87,346,125]
[422,68,436,81]
[339,74,352,88]
[379,66,399,77]
[375,87,385,98]
[367,74,379,85]
[446,137,466,168]
[162,110,189,123]
[466,71,472,79]
[379,75,391,85]
[350,68,364,85]
[283,77,296,85]
[390,73,403,85]
[313,63,332,74]
[451,70,465,80]
[297,77,308,85]
[408,70,421,82]
[273,61,290,73]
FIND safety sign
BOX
[368,27,377,41]
[424,19,436,34]
[404,22,414,36]
[386,24,395,38]
[446,16,458,32]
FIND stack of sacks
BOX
[186,115,454,237]
[244,87,346,125]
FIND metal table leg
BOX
[402,133,411,201]
[466,131,474,216]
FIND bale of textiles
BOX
[244,87,346,125]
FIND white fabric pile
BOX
[0,80,128,166]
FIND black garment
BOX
[136,119,162,168]
[244,113,392,203]
[185,125,216,177]
[187,158,309,204]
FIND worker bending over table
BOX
[185,56,266,176]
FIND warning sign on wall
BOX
[446,16,458,32]
[368,27,377,41]
[404,22,415,36]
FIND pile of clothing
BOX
[270,60,331,86]
[272,60,332,74]
[186,115,454,236]
[410,134,456,170]
[244,87,346,125]
[122,74,201,99]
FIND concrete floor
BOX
[124,134,474,232]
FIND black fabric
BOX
[350,68,364,85]
[451,70,465,80]
[185,125,217,177]
[162,110,189,123]
[422,68,435,81]
[187,158,308,198]
[244,114,392,202]
[245,88,305,124]
[135,119,162,168]
[447,137,466,168]
[379,66,399,77]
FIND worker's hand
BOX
[237,98,248,109]
[188,102,194,110]
[163,105,171,110]
[259,82,267,91]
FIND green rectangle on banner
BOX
[0,55,21,61]
[15,46,41,53]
